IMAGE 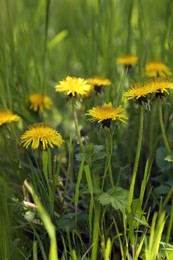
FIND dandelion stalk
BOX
[72,101,84,151]
[128,106,144,212]
[158,102,171,154]
[102,134,114,189]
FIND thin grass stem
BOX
[158,102,171,154]
[42,0,51,94]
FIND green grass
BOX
[1,0,173,259]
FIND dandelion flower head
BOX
[145,61,172,77]
[145,77,173,95]
[0,110,20,126]
[20,123,64,150]
[55,76,92,97]
[87,76,111,87]
[124,82,154,101]
[28,93,52,113]
[86,102,127,126]
[117,55,138,66]
[87,76,111,93]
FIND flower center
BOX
[102,119,111,127]
[94,85,103,93]
[137,96,148,105]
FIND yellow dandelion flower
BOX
[145,61,172,77]
[87,76,111,87]
[28,93,52,113]
[87,76,111,93]
[0,110,20,126]
[55,76,92,97]
[124,83,153,100]
[20,123,64,150]
[145,77,173,95]
[86,102,127,127]
[117,55,138,66]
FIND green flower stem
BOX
[158,102,171,154]
[107,136,114,187]
[127,106,144,213]
[102,134,114,189]
[72,102,84,151]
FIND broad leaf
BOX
[156,147,172,172]
[98,186,128,213]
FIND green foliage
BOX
[98,186,128,213]
[156,146,172,172]
[76,144,106,172]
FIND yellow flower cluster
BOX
[124,78,173,101]
[116,55,172,78]
[19,58,173,150]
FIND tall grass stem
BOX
[158,102,171,154]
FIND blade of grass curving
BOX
[24,180,58,260]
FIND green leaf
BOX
[76,144,106,163]
[97,186,128,213]
[56,213,88,231]
[164,153,173,163]
[92,145,106,161]
[156,147,172,172]
[48,30,68,49]
[154,184,171,195]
